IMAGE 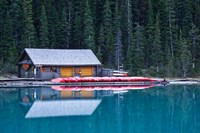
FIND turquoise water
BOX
[0,85,200,133]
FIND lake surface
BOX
[0,85,200,133]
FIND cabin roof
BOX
[25,99,101,118]
[18,48,101,66]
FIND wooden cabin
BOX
[17,48,101,79]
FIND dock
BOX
[0,78,163,88]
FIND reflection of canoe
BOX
[51,85,155,91]
[51,77,161,83]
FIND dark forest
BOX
[0,0,200,77]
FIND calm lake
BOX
[0,85,200,133]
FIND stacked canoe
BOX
[51,77,160,83]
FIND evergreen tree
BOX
[72,1,85,49]
[54,7,64,49]
[96,24,104,63]
[152,13,163,72]
[39,5,49,48]
[8,44,18,64]
[167,53,174,77]
[0,0,200,76]
[60,7,69,49]
[114,1,123,69]
[158,0,168,65]
[113,1,121,35]
[140,0,148,26]
[120,0,128,55]
[188,23,200,69]
[32,0,42,41]
[66,0,73,48]
[179,32,191,77]
[132,0,140,24]
[125,45,134,74]
[22,0,37,48]
[175,0,193,36]
[115,29,123,70]
[44,0,57,48]
[10,0,24,54]
[102,0,114,68]
[72,11,83,48]
[127,0,133,48]
[166,0,177,57]
[1,11,15,63]
[145,0,154,66]
[193,0,200,29]
[54,0,66,15]
[132,23,145,75]
[83,1,96,52]
[0,0,8,63]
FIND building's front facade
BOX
[17,48,101,79]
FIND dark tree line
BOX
[0,0,200,77]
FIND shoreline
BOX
[0,77,200,88]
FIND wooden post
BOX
[18,65,21,78]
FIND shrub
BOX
[1,63,17,74]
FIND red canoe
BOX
[51,77,161,83]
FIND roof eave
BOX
[33,64,101,66]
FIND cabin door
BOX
[81,66,93,77]
[74,67,81,77]
[60,67,73,77]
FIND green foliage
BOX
[151,13,163,69]
[113,2,123,69]
[133,23,145,74]
[145,0,154,66]
[188,23,200,69]
[0,11,15,63]
[96,24,105,63]
[8,44,18,64]
[44,1,57,48]
[39,5,49,48]
[83,1,96,52]
[22,0,37,48]
[0,63,17,74]
[10,0,24,53]
[127,0,133,48]
[166,0,177,58]
[179,32,191,77]
[60,7,69,49]
[72,11,83,48]
[125,46,134,75]
[102,0,114,68]
[1,0,200,77]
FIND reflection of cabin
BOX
[19,88,113,102]
[25,100,101,118]
[17,48,101,79]
[18,88,104,118]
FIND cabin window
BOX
[41,67,46,72]
[22,64,29,70]
[75,67,81,74]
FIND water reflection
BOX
[1,85,200,133]
[18,85,154,119]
